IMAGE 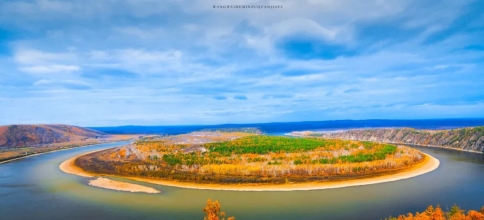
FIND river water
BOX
[1,141,484,220]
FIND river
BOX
[1,141,484,220]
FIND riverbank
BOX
[60,149,161,193]
[60,150,440,192]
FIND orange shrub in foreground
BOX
[203,199,235,220]
[387,205,484,220]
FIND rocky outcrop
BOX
[318,127,484,153]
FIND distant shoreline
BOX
[60,151,439,192]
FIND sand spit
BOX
[59,150,160,193]
[60,150,439,192]
[89,177,160,193]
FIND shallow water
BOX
[1,142,484,220]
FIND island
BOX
[60,129,439,191]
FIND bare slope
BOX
[0,124,106,148]
[318,127,484,152]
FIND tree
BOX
[432,205,445,220]
[449,204,464,220]
[467,210,484,220]
[387,205,484,220]
[203,199,235,220]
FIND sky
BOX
[0,0,483,126]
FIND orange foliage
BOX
[118,148,126,158]
[389,205,484,220]
[117,133,426,181]
[203,199,235,220]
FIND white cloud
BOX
[21,65,79,74]
[14,49,76,65]
[85,49,184,74]
[14,49,79,74]
[33,79,90,88]
[117,49,182,63]
[270,18,340,41]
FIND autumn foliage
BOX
[387,205,484,220]
[203,199,235,220]
[136,135,422,180]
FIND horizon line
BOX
[2,117,484,128]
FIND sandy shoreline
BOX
[60,150,440,192]
[59,150,99,177]
[59,149,161,193]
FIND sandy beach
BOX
[59,150,99,177]
[60,150,440,192]
[59,150,160,193]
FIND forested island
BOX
[70,130,434,188]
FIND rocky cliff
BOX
[317,127,484,153]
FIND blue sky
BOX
[0,0,483,126]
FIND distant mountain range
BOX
[0,124,106,148]
[90,119,484,135]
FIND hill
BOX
[0,124,139,162]
[302,127,484,153]
[0,124,106,148]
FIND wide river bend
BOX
[1,141,483,220]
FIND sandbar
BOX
[60,150,440,192]
[89,177,160,193]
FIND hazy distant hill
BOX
[318,127,484,153]
[0,124,106,148]
[91,119,484,135]
[199,127,263,134]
